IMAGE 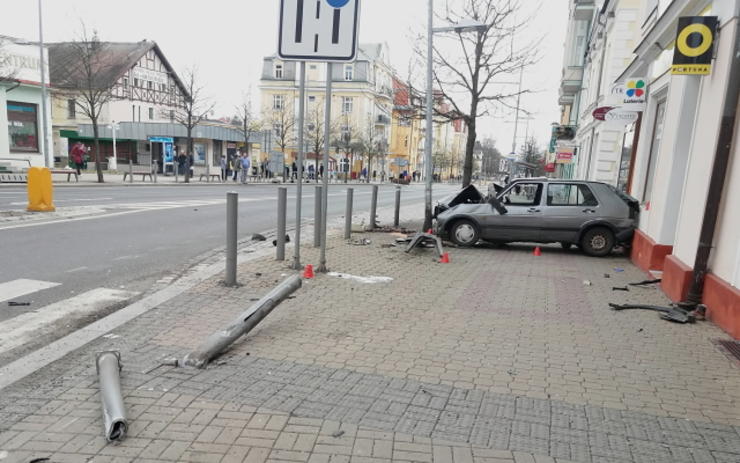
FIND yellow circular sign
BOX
[677,23,713,58]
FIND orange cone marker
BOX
[440,252,450,264]
[303,264,315,279]
[533,247,542,257]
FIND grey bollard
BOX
[128,159,133,184]
[370,185,378,230]
[96,351,127,442]
[277,187,287,261]
[314,186,322,247]
[394,186,401,227]
[344,188,354,239]
[225,192,238,286]
[153,160,158,183]
[183,275,302,368]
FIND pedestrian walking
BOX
[220,156,227,181]
[291,162,298,182]
[231,155,239,182]
[319,164,324,180]
[240,153,251,184]
[70,142,86,175]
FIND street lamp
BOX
[423,1,486,231]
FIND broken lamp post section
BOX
[182,275,302,369]
[96,351,128,442]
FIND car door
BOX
[542,183,600,242]
[483,182,544,241]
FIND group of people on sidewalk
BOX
[221,152,252,183]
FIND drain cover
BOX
[716,339,740,363]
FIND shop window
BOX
[67,99,76,119]
[7,101,39,152]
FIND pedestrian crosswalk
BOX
[0,278,60,304]
[0,278,138,355]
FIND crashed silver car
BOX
[434,178,639,257]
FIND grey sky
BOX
[1,0,567,151]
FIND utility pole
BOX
[38,0,51,168]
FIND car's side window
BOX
[547,184,599,206]
[502,183,542,206]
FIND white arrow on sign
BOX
[278,0,361,62]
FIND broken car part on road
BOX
[609,303,696,324]
[182,275,302,369]
[96,351,128,442]
[405,232,445,258]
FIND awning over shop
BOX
[60,129,136,143]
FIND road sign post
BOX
[277,0,361,273]
[292,61,307,270]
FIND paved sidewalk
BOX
[0,206,739,462]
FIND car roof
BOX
[510,177,608,186]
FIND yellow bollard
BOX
[27,167,56,212]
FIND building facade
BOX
[0,36,53,168]
[259,43,394,178]
[560,0,740,339]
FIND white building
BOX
[0,36,53,168]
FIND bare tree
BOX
[305,98,338,183]
[418,0,538,187]
[478,137,502,178]
[233,91,261,161]
[53,27,117,182]
[269,95,296,182]
[520,136,544,176]
[356,117,385,183]
[171,67,214,183]
[332,115,361,183]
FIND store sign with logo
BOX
[672,16,718,75]
[605,110,639,126]
[556,149,574,164]
[593,106,614,121]
[623,78,646,108]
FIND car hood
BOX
[434,185,484,217]
[437,202,498,221]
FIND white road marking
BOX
[0,279,61,304]
[65,266,89,273]
[0,288,138,354]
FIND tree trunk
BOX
[92,119,104,183]
[185,128,193,183]
[463,118,477,187]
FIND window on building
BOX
[67,99,76,119]
[147,81,153,90]
[547,184,598,206]
[132,105,136,121]
[274,63,283,79]
[344,65,354,81]
[273,95,284,110]
[340,124,351,142]
[149,107,154,120]
[309,64,317,70]
[169,110,175,122]
[643,100,667,202]
[273,123,283,137]
[308,96,316,103]
[123,77,129,89]
[7,102,39,152]
[134,78,139,87]
[342,97,353,114]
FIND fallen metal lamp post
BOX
[183,275,302,369]
[405,231,445,258]
[96,351,128,442]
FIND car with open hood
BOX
[434,178,639,257]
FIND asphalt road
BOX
[0,182,460,322]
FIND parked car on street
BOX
[434,178,639,256]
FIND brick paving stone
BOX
[1,217,739,463]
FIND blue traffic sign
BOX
[326,0,350,7]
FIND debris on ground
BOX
[348,238,371,246]
[609,303,695,324]
[583,280,592,286]
[613,267,625,273]
[327,272,393,284]
[405,232,444,257]
[252,233,267,241]
[7,301,30,307]
[629,279,662,286]
[365,226,415,234]
[612,286,630,292]
[604,274,611,279]
[331,430,345,438]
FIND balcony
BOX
[560,65,584,99]
[573,0,595,20]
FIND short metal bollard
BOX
[128,159,133,184]
[225,192,238,286]
[314,186,322,248]
[370,185,378,230]
[96,351,128,442]
[277,187,287,261]
[394,186,401,227]
[183,275,302,368]
[344,188,354,239]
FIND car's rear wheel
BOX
[580,227,615,257]
[450,220,480,247]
